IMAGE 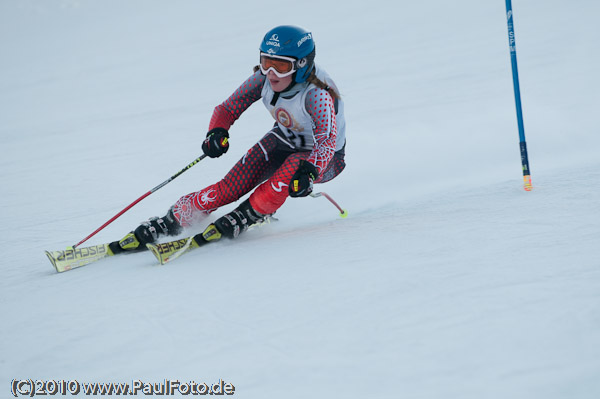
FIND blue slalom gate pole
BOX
[505,0,532,191]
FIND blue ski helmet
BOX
[259,25,316,83]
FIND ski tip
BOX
[45,251,61,273]
[146,244,168,265]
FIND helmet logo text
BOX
[297,33,312,47]
[266,33,280,47]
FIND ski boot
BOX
[194,199,266,245]
[109,208,183,254]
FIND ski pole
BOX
[71,154,207,249]
[310,191,348,218]
[505,0,533,191]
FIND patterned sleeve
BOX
[208,70,265,130]
[305,87,338,176]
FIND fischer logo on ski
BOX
[45,244,114,273]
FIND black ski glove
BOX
[289,160,319,198]
[202,127,230,158]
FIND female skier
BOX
[110,25,346,253]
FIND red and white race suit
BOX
[172,65,346,226]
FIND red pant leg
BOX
[249,150,346,215]
[249,152,310,215]
[172,134,281,227]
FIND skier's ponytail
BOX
[306,69,340,101]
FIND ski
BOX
[47,217,277,271]
[45,244,116,273]
[146,221,223,265]
[45,234,203,272]
[146,236,204,265]
[45,234,139,273]
[147,217,277,265]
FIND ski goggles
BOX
[259,53,297,78]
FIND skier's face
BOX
[267,70,293,92]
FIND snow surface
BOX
[1,0,600,398]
